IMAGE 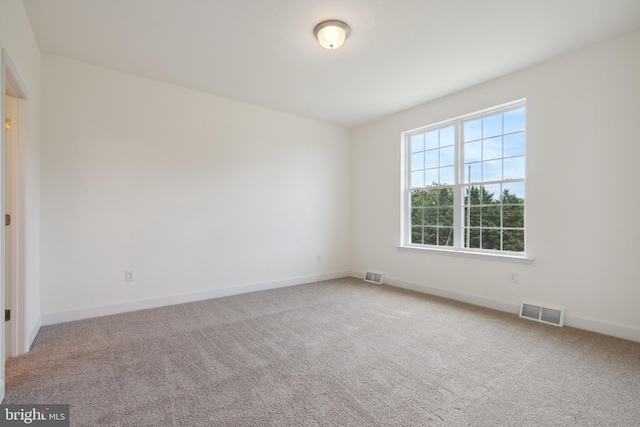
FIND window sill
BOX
[396,245,534,264]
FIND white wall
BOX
[0,0,42,352]
[40,55,350,321]
[350,29,640,341]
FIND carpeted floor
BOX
[5,278,640,426]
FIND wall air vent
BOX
[364,271,383,284]
[519,301,565,326]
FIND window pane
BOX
[411,190,424,207]
[424,169,438,186]
[504,108,525,134]
[440,146,454,167]
[483,114,502,138]
[411,152,424,171]
[504,156,524,180]
[464,163,481,183]
[440,126,455,147]
[438,187,455,206]
[464,119,482,142]
[504,132,525,157]
[411,208,423,225]
[483,136,502,160]
[412,227,423,244]
[468,206,481,226]
[482,184,501,204]
[504,182,525,200]
[411,170,424,188]
[425,208,437,225]
[465,228,481,249]
[425,130,439,150]
[482,206,501,227]
[465,141,482,163]
[503,204,524,228]
[503,229,524,252]
[439,227,454,246]
[439,166,454,185]
[410,133,424,152]
[465,186,483,206]
[482,228,501,250]
[425,149,438,168]
[482,159,502,181]
[423,189,438,207]
[423,227,438,245]
[439,207,454,226]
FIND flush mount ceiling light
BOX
[314,20,350,50]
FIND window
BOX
[403,101,526,255]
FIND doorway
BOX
[5,94,16,362]
[1,49,27,402]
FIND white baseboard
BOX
[42,271,351,326]
[27,316,42,351]
[563,314,640,343]
[361,272,520,314]
[352,271,640,343]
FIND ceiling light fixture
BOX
[314,20,350,50]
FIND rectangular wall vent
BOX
[364,271,384,284]
[519,301,564,326]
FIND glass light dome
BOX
[314,20,350,50]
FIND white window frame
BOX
[400,99,531,261]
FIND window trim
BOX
[396,244,534,264]
[400,99,531,260]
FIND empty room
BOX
[1,0,640,425]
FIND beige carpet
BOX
[5,278,640,426]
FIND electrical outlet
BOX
[509,272,518,283]
[316,254,321,262]
[126,269,135,281]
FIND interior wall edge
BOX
[27,316,41,351]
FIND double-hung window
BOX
[403,100,526,255]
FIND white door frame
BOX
[1,48,28,402]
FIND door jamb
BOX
[1,48,28,402]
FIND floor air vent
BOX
[520,301,564,326]
[364,271,383,284]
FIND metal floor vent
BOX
[364,271,383,284]
[520,301,565,326]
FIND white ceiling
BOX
[23,0,640,128]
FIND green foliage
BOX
[464,186,524,252]
[412,185,525,252]
[411,188,454,246]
